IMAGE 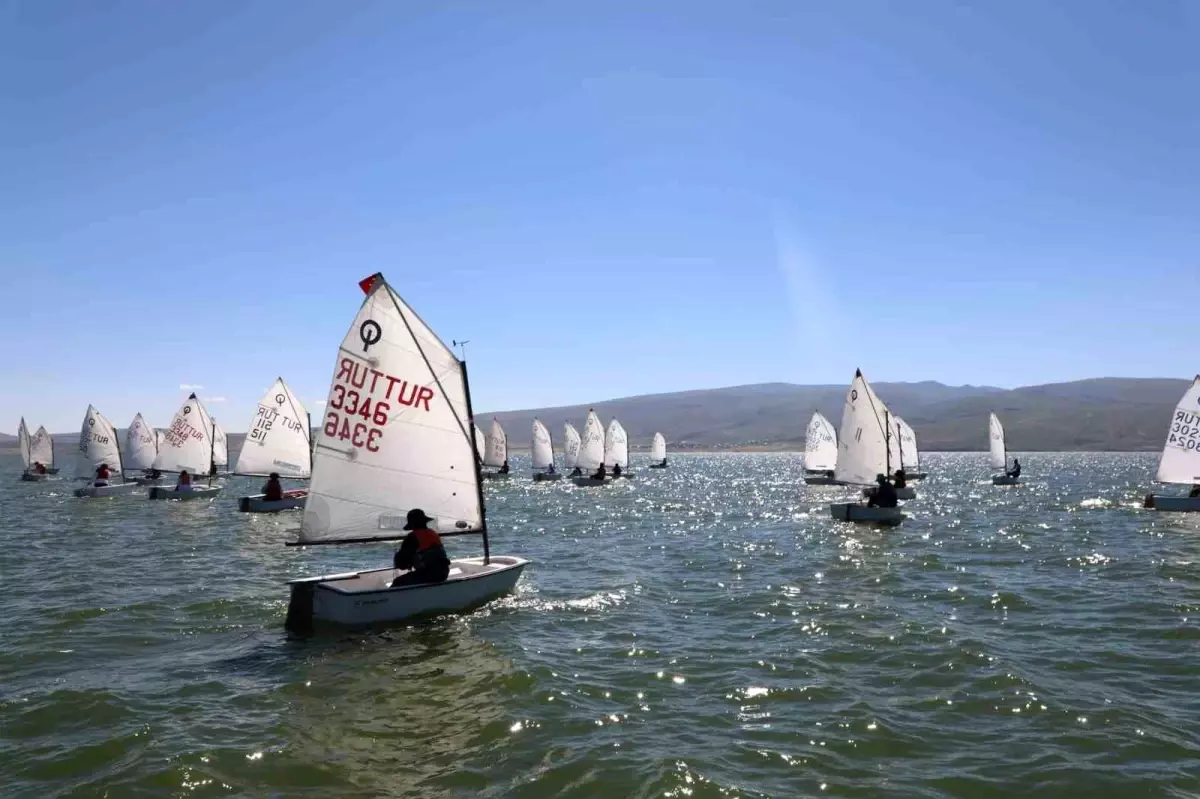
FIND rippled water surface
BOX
[3,452,1200,798]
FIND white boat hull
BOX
[532,472,563,482]
[20,472,48,482]
[148,485,223,501]
[829,502,904,525]
[992,475,1020,485]
[1143,495,1200,512]
[74,482,140,498]
[287,556,528,630]
[239,491,307,512]
[571,477,608,487]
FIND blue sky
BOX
[2,0,1197,433]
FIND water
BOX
[2,453,1199,798]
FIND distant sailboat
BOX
[829,370,904,525]
[649,432,668,468]
[148,394,223,500]
[17,418,46,481]
[605,418,631,478]
[563,422,581,473]
[889,415,919,498]
[283,272,527,631]
[28,425,57,477]
[894,416,926,480]
[531,418,562,481]
[212,421,229,475]
[126,413,159,476]
[474,424,486,465]
[235,377,312,512]
[1143,376,1200,512]
[571,410,608,486]
[989,413,1019,485]
[802,411,839,485]
[482,419,510,479]
[74,405,139,498]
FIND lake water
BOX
[2,452,1198,798]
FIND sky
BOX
[1,0,1197,433]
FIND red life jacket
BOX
[411,527,448,570]
[97,466,111,480]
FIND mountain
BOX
[2,377,1190,454]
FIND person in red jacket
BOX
[94,463,111,487]
[391,509,451,587]
[262,472,283,502]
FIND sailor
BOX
[33,461,47,475]
[546,461,556,474]
[176,470,193,492]
[867,474,898,508]
[391,509,451,587]
[94,463,111,487]
[893,469,907,489]
[1189,484,1200,498]
[659,458,668,467]
[263,472,284,502]
[590,463,607,481]
[612,463,623,478]
[499,459,510,475]
[1007,458,1022,479]
[209,459,218,478]
[570,466,583,477]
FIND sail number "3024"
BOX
[324,387,390,452]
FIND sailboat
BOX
[27,425,57,477]
[17,418,46,481]
[605,418,632,478]
[895,416,926,480]
[802,411,839,485]
[74,405,139,498]
[989,413,1019,485]
[148,394,223,500]
[126,413,163,485]
[649,432,668,468]
[829,370,904,524]
[1143,376,1200,511]
[563,422,581,474]
[531,418,562,481]
[235,378,313,512]
[889,415,918,500]
[473,424,486,465]
[212,422,230,476]
[482,419,510,479]
[283,273,527,631]
[571,410,608,486]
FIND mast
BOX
[884,410,891,475]
[895,420,904,474]
[209,415,216,486]
[307,412,313,471]
[461,359,490,563]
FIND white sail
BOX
[604,419,629,468]
[126,413,158,471]
[235,378,312,478]
[473,424,485,464]
[76,405,123,479]
[804,412,837,471]
[153,394,216,474]
[531,418,554,470]
[651,432,667,462]
[833,370,893,486]
[154,429,166,453]
[30,426,54,468]
[988,413,1006,470]
[895,415,920,471]
[563,422,581,468]
[212,422,229,467]
[577,410,604,471]
[1155,376,1200,485]
[299,274,482,544]
[17,418,31,468]
[484,419,508,468]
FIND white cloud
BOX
[204,396,228,403]
[313,400,327,407]
[180,383,204,391]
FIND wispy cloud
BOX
[204,396,228,403]
[180,383,204,391]
[772,212,846,372]
[313,400,327,407]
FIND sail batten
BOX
[989,413,1006,470]
[126,413,158,471]
[804,412,837,471]
[298,276,482,544]
[532,419,554,470]
[1154,376,1200,486]
[235,378,312,477]
[563,422,581,468]
[833,370,893,486]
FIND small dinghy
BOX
[148,394,224,500]
[19,421,57,480]
[124,412,164,486]
[571,476,609,487]
[73,405,139,499]
[481,419,511,479]
[283,273,527,631]
[894,415,923,484]
[803,411,838,484]
[234,377,313,512]
[605,418,633,478]
[989,413,1020,485]
[569,410,609,487]
[531,418,563,481]
[828,370,906,525]
[649,432,669,468]
[1143,375,1200,512]
[863,485,917,501]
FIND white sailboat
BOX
[283,272,527,631]
[212,421,229,474]
[30,425,57,476]
[1143,376,1200,512]
[531,418,562,481]
[74,405,139,497]
[482,419,510,479]
[829,370,904,524]
[895,416,926,480]
[148,394,223,500]
[649,432,668,468]
[563,422,581,473]
[889,415,919,499]
[571,410,608,486]
[989,413,1019,485]
[236,377,313,512]
[126,413,163,485]
[604,418,631,478]
[802,411,839,485]
[17,418,45,481]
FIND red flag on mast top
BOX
[359,272,384,295]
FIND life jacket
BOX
[95,466,111,484]
[264,480,283,501]
[411,528,449,571]
[179,472,192,485]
